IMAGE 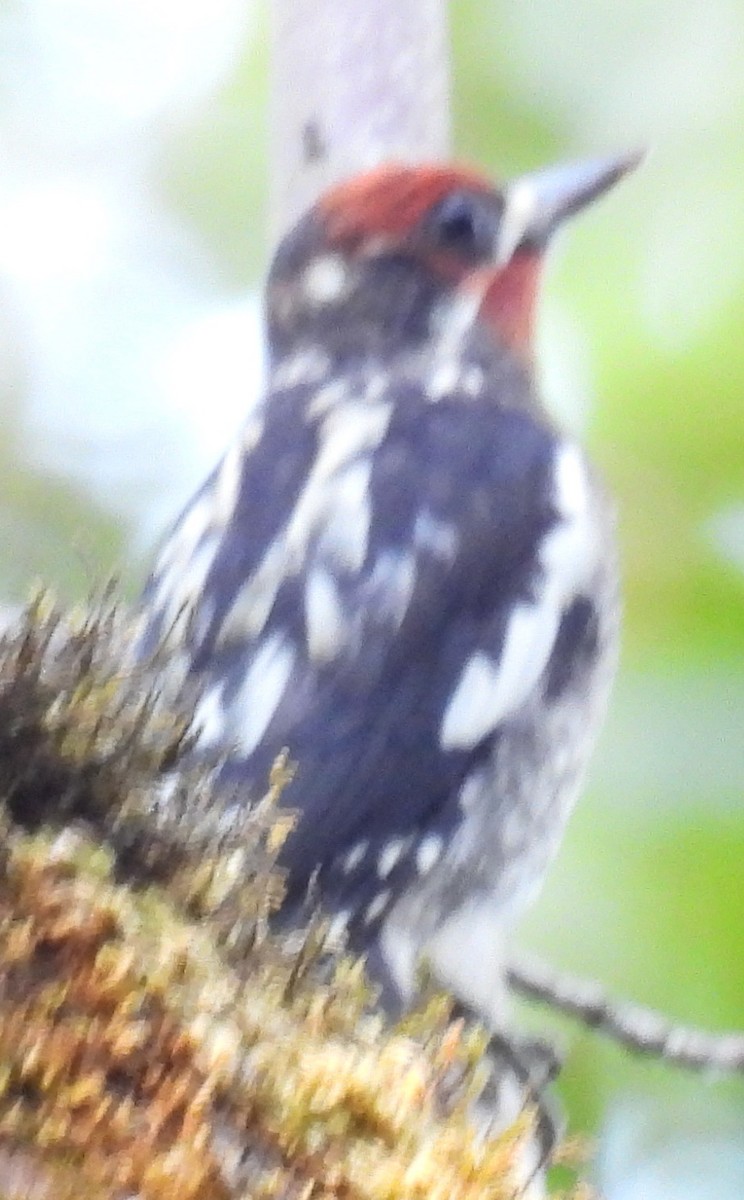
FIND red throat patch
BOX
[470,250,543,357]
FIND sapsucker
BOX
[142,154,636,1026]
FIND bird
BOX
[141,153,636,1028]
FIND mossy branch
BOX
[0,589,577,1200]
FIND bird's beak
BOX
[497,150,643,263]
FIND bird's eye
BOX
[426,190,499,261]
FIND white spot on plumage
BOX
[268,400,389,581]
[378,921,419,1005]
[153,531,219,646]
[427,359,461,402]
[440,440,599,752]
[458,772,485,812]
[424,899,509,1027]
[193,685,226,749]
[441,603,559,750]
[553,441,590,520]
[242,413,263,453]
[272,346,331,389]
[541,441,597,595]
[365,550,417,627]
[302,253,349,305]
[431,289,482,357]
[213,439,244,527]
[306,379,350,419]
[318,400,392,473]
[229,633,295,756]
[462,365,485,396]
[217,539,286,646]
[365,890,391,924]
[217,399,389,644]
[326,909,351,945]
[342,840,368,874]
[305,567,346,663]
[377,838,407,880]
[363,374,388,404]
[153,496,211,582]
[416,834,443,875]
[413,510,457,562]
[316,458,372,572]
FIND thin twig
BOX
[507,952,744,1073]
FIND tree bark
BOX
[269,0,451,237]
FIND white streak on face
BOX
[416,834,443,875]
[302,254,349,305]
[305,567,346,663]
[497,180,538,265]
[228,633,295,756]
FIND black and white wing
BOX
[142,366,608,930]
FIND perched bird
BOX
[142,154,635,1025]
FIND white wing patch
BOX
[315,458,373,572]
[440,440,597,751]
[212,437,245,528]
[364,549,417,628]
[215,398,392,647]
[441,649,518,750]
[413,510,458,562]
[229,632,295,756]
[416,834,443,874]
[193,684,226,749]
[377,838,409,880]
[305,567,347,663]
[341,840,368,874]
[217,539,288,647]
